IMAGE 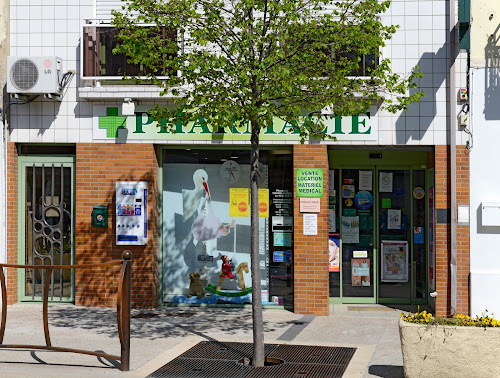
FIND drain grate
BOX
[147,341,356,378]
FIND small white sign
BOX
[379,172,393,192]
[303,214,318,235]
[458,205,469,226]
[359,171,373,191]
[353,250,368,258]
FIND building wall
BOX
[75,143,159,308]
[469,67,500,317]
[4,0,471,314]
[470,0,500,67]
[293,145,329,316]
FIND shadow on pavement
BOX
[368,364,404,377]
[47,306,293,341]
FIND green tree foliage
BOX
[113,0,423,366]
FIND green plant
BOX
[401,309,499,328]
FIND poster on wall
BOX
[258,189,269,217]
[341,216,359,244]
[381,240,409,282]
[230,188,249,217]
[351,258,370,286]
[328,233,340,272]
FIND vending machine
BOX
[116,181,148,245]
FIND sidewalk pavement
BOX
[0,303,409,377]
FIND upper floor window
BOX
[82,25,177,80]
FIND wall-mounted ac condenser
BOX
[7,56,63,96]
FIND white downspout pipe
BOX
[449,0,458,315]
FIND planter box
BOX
[399,319,500,377]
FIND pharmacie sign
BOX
[296,169,323,197]
[93,105,378,141]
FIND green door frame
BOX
[328,149,430,305]
[17,156,76,302]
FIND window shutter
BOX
[96,0,127,22]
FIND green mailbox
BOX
[92,205,108,227]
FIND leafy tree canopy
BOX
[113,0,423,140]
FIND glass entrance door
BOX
[329,162,429,305]
[19,158,75,302]
[340,169,375,302]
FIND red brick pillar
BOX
[434,145,470,317]
[75,143,159,309]
[456,148,470,315]
[6,142,18,304]
[293,144,329,315]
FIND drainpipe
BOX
[449,0,458,316]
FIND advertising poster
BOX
[328,233,340,272]
[230,188,249,217]
[274,232,292,247]
[341,216,359,244]
[258,188,269,218]
[351,258,370,286]
[388,209,401,229]
[381,240,409,282]
[328,207,336,232]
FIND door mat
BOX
[348,306,395,311]
[147,341,356,378]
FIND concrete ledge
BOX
[399,319,500,377]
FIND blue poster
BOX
[355,191,373,210]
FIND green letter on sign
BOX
[296,168,324,197]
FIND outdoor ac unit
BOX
[7,56,63,95]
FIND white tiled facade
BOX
[7,0,469,148]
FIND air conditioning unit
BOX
[7,56,63,96]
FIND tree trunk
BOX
[250,117,264,367]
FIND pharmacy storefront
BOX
[8,104,447,315]
[92,105,437,310]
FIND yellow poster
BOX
[230,188,249,217]
[258,189,269,218]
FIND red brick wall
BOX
[434,145,470,316]
[293,144,329,316]
[456,148,470,315]
[75,143,159,309]
[6,142,18,304]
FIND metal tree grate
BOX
[147,341,356,378]
[148,358,252,378]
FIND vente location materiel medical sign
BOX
[92,106,378,141]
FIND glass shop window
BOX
[161,149,293,308]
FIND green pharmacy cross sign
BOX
[99,108,126,137]
[296,169,324,197]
